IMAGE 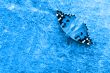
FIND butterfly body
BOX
[56,10,92,45]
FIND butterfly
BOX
[56,10,92,45]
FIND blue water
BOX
[0,0,110,73]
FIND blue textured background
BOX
[0,0,110,73]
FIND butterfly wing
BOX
[70,23,92,45]
[56,10,92,45]
[56,10,76,33]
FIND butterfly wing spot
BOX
[81,32,83,35]
[62,23,66,28]
[66,19,70,22]
[56,14,58,16]
[82,40,86,43]
[58,17,62,21]
[59,17,64,25]
[61,15,64,17]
